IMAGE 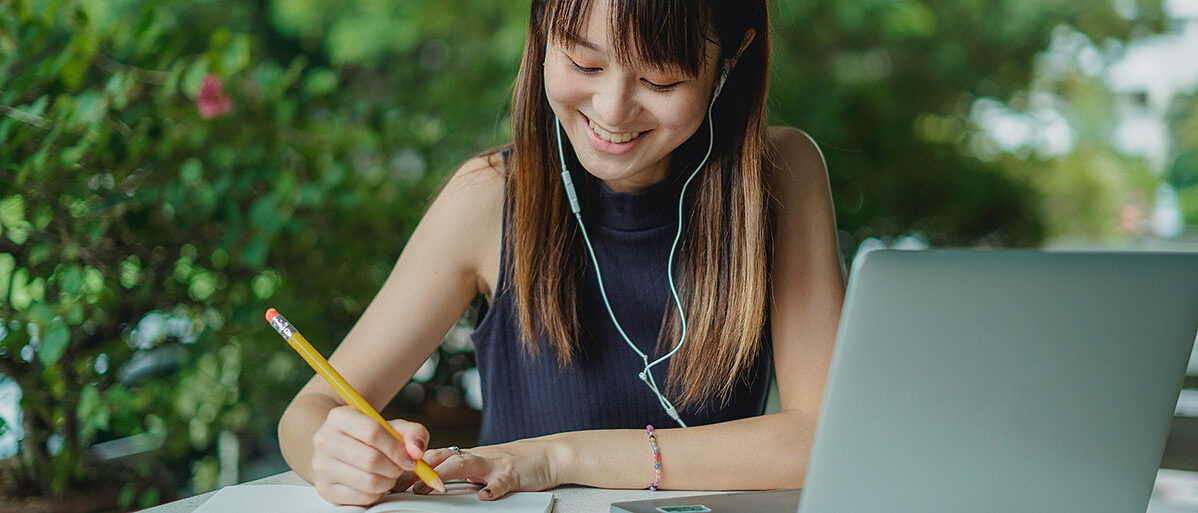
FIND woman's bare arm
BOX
[277,153,505,484]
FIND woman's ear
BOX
[714,29,756,98]
[728,28,757,71]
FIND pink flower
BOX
[1120,204,1143,234]
[197,73,233,119]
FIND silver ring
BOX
[448,446,462,456]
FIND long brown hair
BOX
[505,0,772,410]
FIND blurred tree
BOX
[769,0,1167,251]
[1168,91,1198,226]
[0,0,519,506]
[974,26,1163,242]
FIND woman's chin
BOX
[578,166,667,192]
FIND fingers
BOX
[413,450,508,497]
[391,471,421,493]
[311,459,393,505]
[327,407,426,470]
[479,474,513,501]
[312,407,434,503]
[315,482,385,506]
[387,418,430,462]
[323,436,404,479]
[419,447,458,469]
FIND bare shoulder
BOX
[764,126,829,203]
[440,151,505,202]
[431,151,506,300]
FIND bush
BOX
[0,0,516,507]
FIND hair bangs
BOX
[546,0,715,77]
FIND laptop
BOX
[613,250,1198,513]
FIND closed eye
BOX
[568,58,600,74]
[642,79,683,92]
[569,57,684,92]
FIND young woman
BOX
[278,0,844,505]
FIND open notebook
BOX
[192,484,554,513]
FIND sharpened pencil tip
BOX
[429,477,446,493]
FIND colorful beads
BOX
[646,425,661,490]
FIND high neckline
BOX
[591,170,685,232]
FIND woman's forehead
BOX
[547,0,717,75]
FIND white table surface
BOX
[135,469,1198,513]
[137,471,732,513]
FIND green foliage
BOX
[0,0,1171,506]
[1169,92,1198,225]
[770,0,1167,249]
[0,0,518,502]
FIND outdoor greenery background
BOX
[1,0,1195,509]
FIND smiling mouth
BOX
[583,113,646,144]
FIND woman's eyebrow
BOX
[561,33,603,53]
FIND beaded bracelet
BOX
[646,424,661,490]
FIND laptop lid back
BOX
[798,250,1198,513]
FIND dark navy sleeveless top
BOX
[470,149,773,445]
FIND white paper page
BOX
[193,485,363,513]
[365,486,553,513]
[193,484,553,513]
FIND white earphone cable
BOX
[552,89,719,429]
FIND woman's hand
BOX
[408,439,565,500]
[310,405,430,505]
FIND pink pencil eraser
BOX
[265,308,279,323]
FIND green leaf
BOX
[188,270,217,301]
[222,34,252,75]
[68,91,109,128]
[10,268,31,310]
[32,204,52,230]
[77,384,110,443]
[29,242,52,267]
[60,33,100,91]
[119,255,141,289]
[60,137,93,167]
[182,58,211,99]
[302,68,338,97]
[83,267,104,295]
[138,489,160,510]
[181,158,203,187]
[0,253,13,306]
[28,303,55,325]
[6,220,29,244]
[0,194,25,227]
[250,269,279,299]
[38,321,70,367]
[17,96,50,118]
[79,0,116,34]
[56,266,83,296]
[118,484,136,509]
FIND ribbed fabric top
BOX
[470,149,773,445]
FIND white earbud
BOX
[713,59,732,99]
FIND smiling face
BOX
[543,0,722,193]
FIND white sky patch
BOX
[969,97,1074,157]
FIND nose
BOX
[590,78,639,129]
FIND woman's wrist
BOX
[536,432,577,487]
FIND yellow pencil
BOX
[266,308,446,493]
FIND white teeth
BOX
[588,119,641,143]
